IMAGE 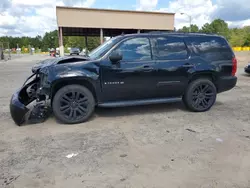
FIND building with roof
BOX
[56,6,175,56]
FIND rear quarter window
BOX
[187,36,233,61]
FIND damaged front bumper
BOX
[10,74,50,126]
[10,89,29,125]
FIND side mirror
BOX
[109,51,122,63]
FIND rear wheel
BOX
[52,85,95,124]
[183,79,217,112]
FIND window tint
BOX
[189,36,232,61]
[116,38,151,61]
[89,36,122,60]
[156,37,188,60]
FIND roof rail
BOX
[146,31,219,36]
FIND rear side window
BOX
[188,36,232,61]
[155,37,188,60]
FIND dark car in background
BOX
[245,64,250,74]
[70,47,80,55]
[10,32,237,125]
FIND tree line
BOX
[0,30,100,52]
[178,19,250,47]
[1,19,250,52]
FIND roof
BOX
[56,6,175,16]
[56,6,175,31]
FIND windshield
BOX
[89,37,121,60]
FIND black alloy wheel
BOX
[191,83,215,111]
[52,85,95,124]
[183,79,217,112]
[60,91,88,120]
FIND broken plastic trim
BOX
[10,74,50,125]
[23,73,36,86]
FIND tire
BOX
[52,85,95,124]
[183,78,217,112]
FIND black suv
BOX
[10,33,237,125]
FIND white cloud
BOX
[79,0,96,7]
[158,0,216,29]
[1,0,250,37]
[227,19,250,28]
[157,0,250,29]
[137,0,158,10]
[0,13,17,27]
[212,0,250,22]
[0,0,96,37]
[0,0,11,12]
[12,0,53,7]
[61,0,95,7]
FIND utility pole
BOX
[181,13,192,32]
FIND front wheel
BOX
[183,79,217,112]
[52,85,95,124]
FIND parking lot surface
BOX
[0,53,250,188]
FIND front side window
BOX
[155,37,188,60]
[116,37,152,61]
[89,36,122,60]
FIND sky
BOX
[0,0,250,37]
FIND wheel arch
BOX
[188,71,218,91]
[51,77,98,103]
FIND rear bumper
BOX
[10,89,29,125]
[245,66,250,74]
[216,76,237,93]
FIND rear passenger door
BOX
[153,36,191,98]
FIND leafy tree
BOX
[200,23,213,33]
[210,19,230,39]
[64,36,100,51]
[42,30,58,51]
[229,28,245,46]
[178,24,199,33]
[87,37,100,51]
[200,19,230,39]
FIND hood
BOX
[32,56,89,73]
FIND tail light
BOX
[232,57,237,76]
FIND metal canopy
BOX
[57,6,175,31]
[56,6,175,56]
[61,27,168,37]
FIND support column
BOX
[137,30,141,34]
[85,35,88,56]
[59,27,64,57]
[100,28,104,44]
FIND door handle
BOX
[182,64,194,68]
[142,65,154,71]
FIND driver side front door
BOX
[100,37,158,102]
